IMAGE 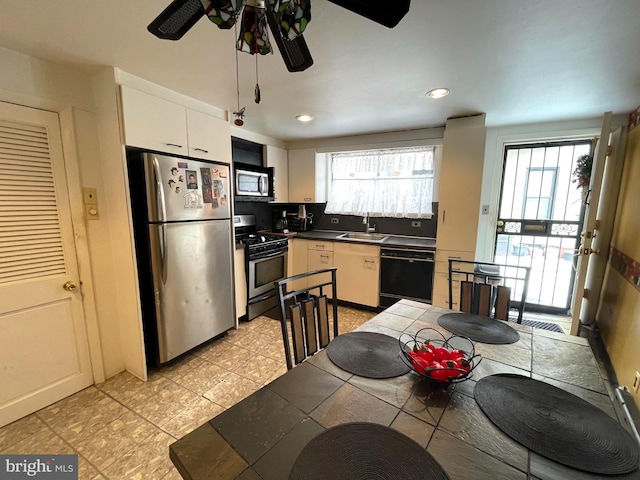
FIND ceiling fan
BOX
[147,0,411,73]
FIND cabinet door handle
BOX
[364,260,375,264]
[316,244,324,249]
[194,147,209,153]
[443,210,446,223]
[320,255,329,260]
[165,143,183,148]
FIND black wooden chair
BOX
[275,267,339,370]
[448,259,531,323]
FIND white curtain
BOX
[325,146,434,218]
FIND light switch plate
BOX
[83,187,98,205]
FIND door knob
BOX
[497,220,505,227]
[63,281,78,292]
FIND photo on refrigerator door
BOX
[202,185,213,204]
[201,167,212,185]
[186,169,198,189]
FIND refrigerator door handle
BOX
[152,156,167,223]
[159,223,168,284]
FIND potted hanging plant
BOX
[572,154,592,202]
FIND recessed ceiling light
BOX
[296,114,315,122]
[426,88,450,99]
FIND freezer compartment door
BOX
[144,153,231,222]
[149,220,235,363]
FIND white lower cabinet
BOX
[431,249,475,309]
[334,243,380,307]
[234,246,246,320]
[307,242,334,298]
[289,238,308,291]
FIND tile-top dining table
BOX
[169,299,636,480]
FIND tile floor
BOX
[0,306,376,480]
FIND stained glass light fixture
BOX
[148,0,410,72]
[202,0,310,57]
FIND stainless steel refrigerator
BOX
[127,150,235,366]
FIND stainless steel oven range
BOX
[235,215,288,320]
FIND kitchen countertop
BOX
[271,230,437,250]
[169,300,630,480]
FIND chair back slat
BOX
[475,283,493,317]
[303,298,318,357]
[316,295,330,348]
[495,286,512,320]
[460,281,473,313]
[289,303,307,365]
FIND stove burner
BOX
[238,233,283,245]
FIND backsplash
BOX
[308,203,438,237]
[234,201,438,237]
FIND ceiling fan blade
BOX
[266,6,314,72]
[148,0,205,40]
[327,0,410,28]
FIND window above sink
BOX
[325,146,435,219]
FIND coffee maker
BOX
[272,209,289,233]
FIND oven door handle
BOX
[381,256,434,262]
[250,248,288,260]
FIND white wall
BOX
[70,106,125,377]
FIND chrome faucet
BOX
[363,213,376,233]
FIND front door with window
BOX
[0,102,93,427]
[494,141,592,313]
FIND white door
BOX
[0,101,93,427]
[570,112,613,335]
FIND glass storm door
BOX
[494,140,593,313]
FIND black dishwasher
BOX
[379,248,435,307]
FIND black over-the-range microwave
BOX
[234,162,274,202]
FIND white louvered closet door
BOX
[0,101,92,428]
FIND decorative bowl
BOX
[399,327,482,384]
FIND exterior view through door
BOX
[493,140,593,314]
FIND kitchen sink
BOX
[337,232,389,242]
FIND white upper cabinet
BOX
[432,114,486,309]
[266,145,288,203]
[288,148,327,203]
[436,115,486,253]
[120,85,231,162]
[186,109,231,162]
[120,86,188,154]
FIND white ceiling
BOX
[1,1,639,142]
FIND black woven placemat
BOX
[325,331,411,379]
[438,312,520,344]
[474,374,640,475]
[290,422,450,480]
